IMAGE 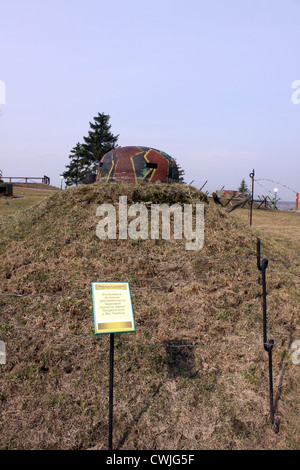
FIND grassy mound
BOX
[0,182,299,450]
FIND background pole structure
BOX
[296,193,299,211]
[109,333,115,450]
[249,169,255,226]
[273,188,279,209]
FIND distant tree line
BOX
[62,112,185,186]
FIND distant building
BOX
[96,146,180,184]
[216,190,239,199]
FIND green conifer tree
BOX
[62,143,87,187]
[82,112,119,172]
[63,113,119,186]
[177,163,185,183]
[238,178,250,195]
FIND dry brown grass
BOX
[0,183,299,450]
[237,207,300,259]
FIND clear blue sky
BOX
[0,0,299,200]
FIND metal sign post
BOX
[92,282,136,450]
[109,333,115,450]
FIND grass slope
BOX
[0,183,59,218]
[0,182,299,450]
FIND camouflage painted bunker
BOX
[96,146,179,183]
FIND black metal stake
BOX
[249,169,255,227]
[109,333,115,450]
[257,237,262,271]
[267,340,275,425]
[261,258,269,349]
[257,239,275,426]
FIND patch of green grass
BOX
[243,364,258,385]
[217,308,238,322]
